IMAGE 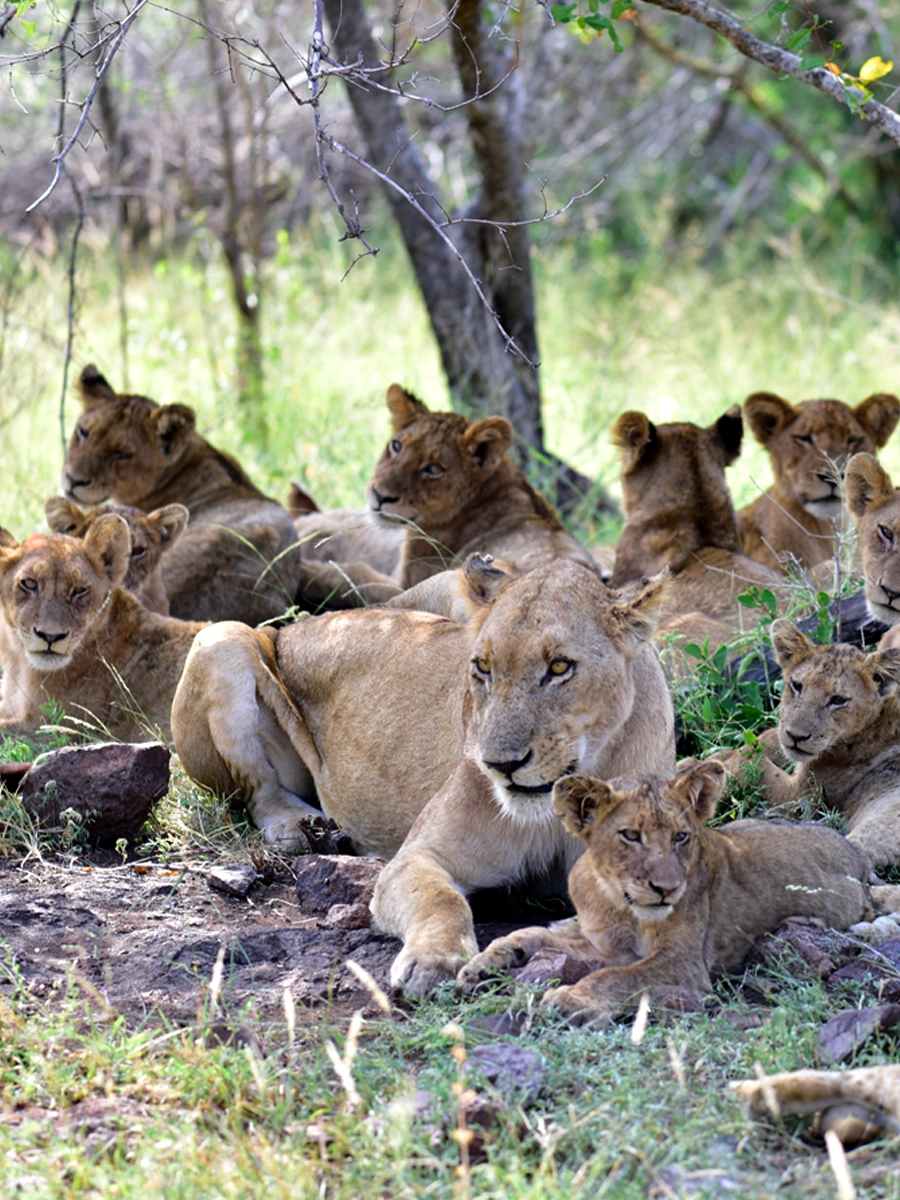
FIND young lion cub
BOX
[458,760,870,1026]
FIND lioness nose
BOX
[34,628,68,647]
[784,729,812,747]
[881,581,900,603]
[370,486,399,510]
[483,749,533,779]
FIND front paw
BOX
[390,944,465,996]
[456,942,520,993]
[541,984,614,1029]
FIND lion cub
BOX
[458,760,870,1026]
[844,452,900,645]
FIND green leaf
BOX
[785,26,813,53]
[743,729,758,747]
[768,1,789,13]
[799,52,827,71]
[588,0,599,13]
[582,12,624,49]
[610,0,634,17]
[551,3,578,22]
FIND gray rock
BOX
[207,864,260,898]
[293,854,385,915]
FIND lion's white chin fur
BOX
[485,776,558,825]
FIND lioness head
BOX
[0,516,130,670]
[465,557,670,821]
[845,453,900,626]
[366,384,514,528]
[772,618,900,762]
[45,498,188,608]
[744,392,900,519]
[551,760,725,918]
[61,365,197,506]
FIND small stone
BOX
[820,1004,900,1063]
[466,1044,546,1105]
[207,864,260,898]
[293,854,385,915]
[322,902,371,930]
[512,949,601,986]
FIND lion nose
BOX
[815,472,838,489]
[881,581,900,603]
[370,486,399,511]
[483,749,533,779]
[784,729,812,748]
[34,628,68,648]
[64,472,91,496]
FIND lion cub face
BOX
[845,453,900,626]
[61,365,197,507]
[467,560,669,822]
[366,384,513,528]
[772,618,900,762]
[0,516,130,670]
[744,393,899,519]
[552,761,724,919]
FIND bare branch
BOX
[637,0,900,147]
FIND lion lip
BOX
[504,780,555,796]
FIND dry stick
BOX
[638,0,900,147]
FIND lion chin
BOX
[23,647,75,672]
[485,775,562,825]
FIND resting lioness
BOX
[45,497,189,615]
[458,760,869,1025]
[611,408,787,628]
[737,392,900,572]
[0,518,206,739]
[60,365,302,625]
[300,384,596,607]
[171,558,675,990]
[726,618,900,869]
[844,453,900,646]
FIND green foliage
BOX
[550,0,633,50]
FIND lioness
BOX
[60,365,302,625]
[0,517,206,739]
[171,558,676,990]
[45,497,188,615]
[737,392,900,572]
[844,452,900,644]
[611,408,787,627]
[300,385,596,607]
[458,760,869,1025]
[728,618,900,869]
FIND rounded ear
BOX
[78,364,117,407]
[612,411,657,472]
[287,482,320,517]
[743,392,795,445]
[462,554,515,607]
[152,404,196,455]
[386,384,430,432]
[600,568,671,651]
[45,497,87,536]
[854,393,900,449]
[148,503,190,547]
[551,776,617,837]
[770,618,816,671]
[869,647,900,694]
[83,513,130,586]
[845,453,895,518]
[462,416,513,470]
[671,759,725,823]
[711,406,743,463]
[0,528,19,554]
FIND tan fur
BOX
[60,365,302,624]
[294,507,406,608]
[611,408,787,632]
[845,452,900,632]
[0,518,205,739]
[727,619,900,869]
[45,497,188,615]
[458,761,869,1025]
[171,559,676,991]
[738,393,900,572]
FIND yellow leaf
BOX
[824,61,841,76]
[859,55,893,84]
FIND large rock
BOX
[293,854,385,916]
[19,742,170,847]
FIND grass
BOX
[3,226,900,1195]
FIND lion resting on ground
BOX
[737,392,900,573]
[61,365,302,625]
[171,558,676,991]
[726,618,900,869]
[45,497,188,615]
[0,517,206,739]
[844,452,900,647]
[458,760,870,1025]
[300,385,596,608]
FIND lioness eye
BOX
[620,829,642,843]
[794,434,814,446]
[390,439,402,454]
[879,525,895,545]
[672,832,689,845]
[131,546,146,559]
[827,694,848,707]
[422,463,444,478]
[545,658,574,683]
[790,678,803,696]
[70,586,89,600]
[18,578,37,594]
[473,656,491,675]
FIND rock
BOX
[819,1004,900,1064]
[748,920,857,979]
[322,902,371,930]
[511,949,602,987]
[293,854,385,916]
[829,940,900,1001]
[19,742,170,847]
[207,865,260,899]
[466,1044,546,1105]
[0,761,33,791]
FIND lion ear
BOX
[845,453,895,518]
[147,504,189,547]
[462,416,513,470]
[770,618,816,671]
[152,403,196,456]
[45,497,87,536]
[869,648,900,695]
[711,406,743,464]
[83,513,130,587]
[552,776,617,837]
[743,392,795,445]
[287,482,320,517]
[601,568,670,650]
[0,528,19,555]
[78,364,117,408]
[854,393,900,449]
[672,759,725,823]
[612,411,656,473]
[386,384,429,432]
[461,554,515,607]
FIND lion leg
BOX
[456,918,592,993]
[846,788,900,871]
[542,952,711,1029]
[172,622,320,846]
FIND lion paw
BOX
[389,945,465,997]
[540,984,614,1029]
